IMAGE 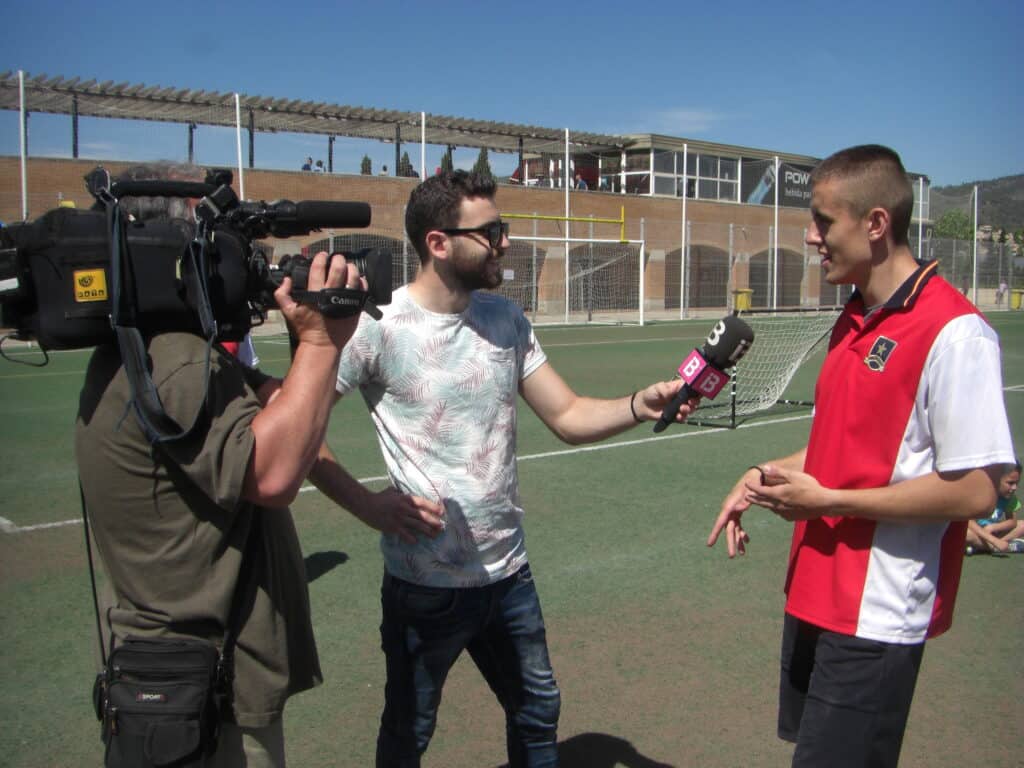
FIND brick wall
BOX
[1,156,820,313]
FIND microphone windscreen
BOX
[703,316,755,369]
[294,201,372,229]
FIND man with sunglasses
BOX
[313,170,698,767]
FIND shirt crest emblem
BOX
[864,336,897,372]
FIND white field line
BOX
[4,412,812,534]
[10,380,1024,534]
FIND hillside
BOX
[930,174,1024,233]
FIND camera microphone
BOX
[249,201,371,237]
[292,201,372,229]
[653,315,755,433]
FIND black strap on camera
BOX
[87,168,216,446]
[291,286,372,318]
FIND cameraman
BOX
[75,164,365,767]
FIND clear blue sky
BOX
[2,0,1021,187]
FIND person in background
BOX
[220,334,260,368]
[965,459,1024,554]
[708,145,1014,768]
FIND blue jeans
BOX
[376,564,561,768]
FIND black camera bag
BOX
[81,485,257,767]
[97,636,223,768]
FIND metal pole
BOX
[649,147,654,197]
[532,216,538,324]
[19,70,27,221]
[587,217,594,322]
[564,128,570,323]
[972,185,979,303]
[402,204,410,283]
[328,135,334,173]
[420,112,426,180]
[564,128,570,228]
[188,122,195,163]
[772,156,780,309]
[803,228,812,305]
[917,177,924,259]
[247,109,255,169]
[729,223,735,311]
[680,142,688,319]
[685,221,692,316]
[640,218,646,325]
[72,94,79,159]
[394,124,400,176]
[234,94,245,200]
[639,237,646,327]
[518,136,524,185]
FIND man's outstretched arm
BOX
[520,362,698,445]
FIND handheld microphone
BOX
[652,315,755,433]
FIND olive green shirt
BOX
[76,333,321,727]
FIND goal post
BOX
[503,236,647,326]
[687,307,842,428]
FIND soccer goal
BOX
[687,307,842,428]
[501,236,647,325]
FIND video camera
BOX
[0,167,392,357]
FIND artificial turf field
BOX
[1,313,1022,767]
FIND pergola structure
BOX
[0,71,631,175]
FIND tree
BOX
[398,151,414,178]
[933,209,973,240]
[441,147,454,173]
[472,147,494,181]
[360,155,372,175]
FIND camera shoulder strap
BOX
[94,178,212,445]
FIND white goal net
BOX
[500,236,646,325]
[691,308,842,426]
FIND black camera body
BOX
[0,169,391,353]
[0,207,255,349]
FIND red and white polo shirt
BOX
[785,262,1015,643]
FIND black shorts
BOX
[778,613,925,768]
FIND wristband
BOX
[629,391,643,423]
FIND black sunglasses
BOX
[438,220,510,249]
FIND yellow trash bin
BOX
[1012,289,1023,310]
[732,288,754,311]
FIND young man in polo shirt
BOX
[707,144,1015,768]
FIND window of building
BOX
[684,153,740,202]
[589,148,741,201]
